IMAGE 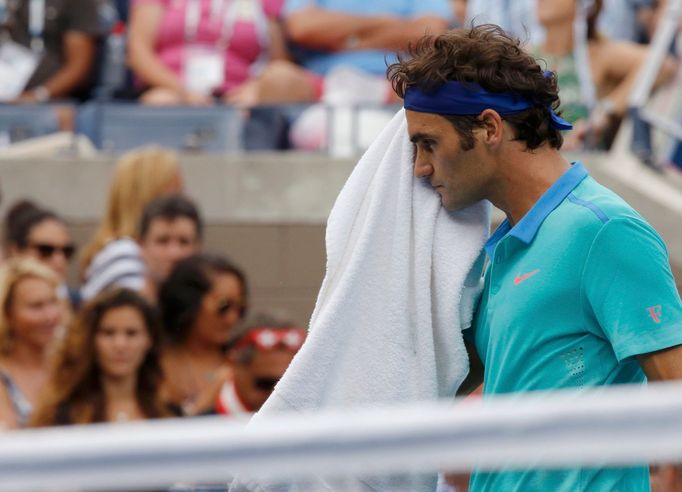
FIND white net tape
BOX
[3,381,682,491]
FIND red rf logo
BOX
[646,305,662,324]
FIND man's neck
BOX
[488,145,571,226]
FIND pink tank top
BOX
[134,0,282,93]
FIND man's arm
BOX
[285,7,448,52]
[639,344,682,381]
[16,31,95,101]
[354,16,448,52]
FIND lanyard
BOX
[210,0,221,18]
[184,0,268,50]
[28,0,45,52]
[184,0,201,42]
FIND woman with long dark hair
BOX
[159,254,248,415]
[32,288,171,426]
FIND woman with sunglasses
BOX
[217,312,305,417]
[80,146,183,302]
[32,288,173,426]
[158,254,248,416]
[4,200,80,315]
[0,258,61,430]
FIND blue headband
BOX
[403,78,572,131]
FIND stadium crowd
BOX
[0,145,307,431]
[0,0,681,491]
[0,0,678,157]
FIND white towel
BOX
[232,109,489,491]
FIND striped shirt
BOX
[80,238,146,301]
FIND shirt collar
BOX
[484,162,589,257]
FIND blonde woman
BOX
[80,147,183,301]
[0,258,62,430]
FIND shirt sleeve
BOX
[80,238,146,301]
[582,217,682,362]
[283,0,316,16]
[65,0,103,37]
[410,0,453,20]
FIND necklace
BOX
[183,351,219,394]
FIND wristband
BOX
[33,85,50,103]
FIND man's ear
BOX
[477,109,504,147]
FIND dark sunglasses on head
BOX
[253,377,279,393]
[29,242,76,260]
[216,299,245,317]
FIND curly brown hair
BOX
[31,289,169,426]
[387,24,564,150]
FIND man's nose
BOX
[413,156,434,179]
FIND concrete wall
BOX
[2,152,680,326]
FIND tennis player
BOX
[388,24,682,492]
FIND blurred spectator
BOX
[0,0,101,102]
[31,288,174,425]
[4,199,80,316]
[0,258,61,430]
[534,0,677,150]
[127,0,312,106]
[138,194,203,301]
[282,0,452,103]
[80,146,182,302]
[285,0,451,151]
[217,312,305,416]
[465,0,544,44]
[158,254,247,416]
[599,0,658,42]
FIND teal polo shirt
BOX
[468,162,682,492]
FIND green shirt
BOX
[532,47,591,124]
[469,162,682,492]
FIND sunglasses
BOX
[233,327,306,352]
[28,242,76,260]
[216,299,246,317]
[253,376,279,392]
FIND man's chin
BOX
[440,197,458,211]
[442,199,469,212]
